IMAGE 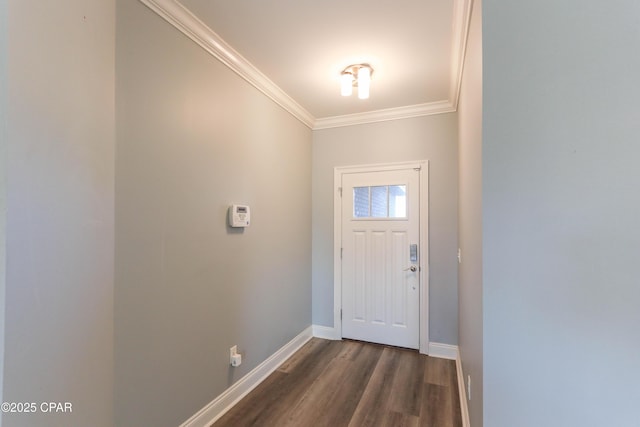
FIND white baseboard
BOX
[428,342,458,360]
[312,324,341,340]
[456,348,471,427]
[312,330,459,361]
[429,340,470,426]
[179,326,313,427]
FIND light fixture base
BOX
[340,63,374,89]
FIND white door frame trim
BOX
[333,160,430,354]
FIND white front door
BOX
[341,166,421,349]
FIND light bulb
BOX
[357,67,370,99]
[341,72,353,96]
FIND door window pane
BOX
[352,185,407,219]
[353,187,370,218]
[388,185,407,218]
[371,186,388,217]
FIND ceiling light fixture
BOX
[340,64,374,99]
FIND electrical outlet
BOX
[467,375,471,401]
[230,345,237,364]
[230,345,242,367]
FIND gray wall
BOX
[3,1,115,426]
[483,0,640,426]
[458,0,482,425]
[115,1,312,426]
[0,0,6,420]
[312,115,459,345]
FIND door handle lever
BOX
[403,266,418,272]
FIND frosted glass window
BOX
[352,185,406,219]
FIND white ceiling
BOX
[144,0,472,128]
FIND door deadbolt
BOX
[410,244,418,262]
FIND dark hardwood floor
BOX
[212,338,463,427]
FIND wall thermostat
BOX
[228,204,250,227]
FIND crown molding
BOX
[138,0,316,129]
[313,101,456,130]
[138,0,473,131]
[449,0,474,110]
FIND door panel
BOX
[341,168,420,349]
[391,230,408,326]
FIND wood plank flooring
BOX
[212,338,463,427]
